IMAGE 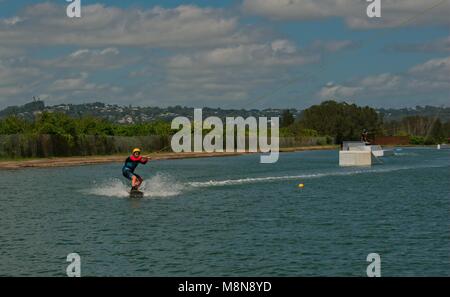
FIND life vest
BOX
[123,155,147,172]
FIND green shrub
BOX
[410,136,425,145]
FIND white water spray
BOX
[86,173,184,198]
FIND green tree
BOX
[34,112,77,137]
[0,116,29,134]
[77,116,114,136]
[280,109,295,127]
[428,119,446,144]
[299,101,382,143]
[443,121,450,141]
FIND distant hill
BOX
[0,100,45,117]
[0,101,449,124]
[378,106,450,122]
[0,101,293,124]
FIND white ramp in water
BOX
[437,144,450,149]
[339,150,372,166]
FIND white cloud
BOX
[2,16,24,26]
[242,0,450,29]
[42,71,125,105]
[317,82,362,99]
[0,46,24,58]
[310,40,361,52]
[317,56,450,106]
[359,73,402,89]
[35,47,132,69]
[0,3,251,48]
[388,36,450,53]
[0,2,371,108]
[408,56,450,79]
[271,39,296,54]
[0,3,299,108]
[49,73,90,92]
[0,54,127,107]
[0,58,48,105]
[1,2,446,109]
[168,41,317,68]
[158,41,320,105]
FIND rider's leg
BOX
[132,175,138,188]
[136,176,143,187]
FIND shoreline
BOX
[0,145,338,170]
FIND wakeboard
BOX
[130,189,144,198]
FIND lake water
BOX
[1,147,449,276]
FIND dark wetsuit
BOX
[122,155,148,180]
[361,132,369,143]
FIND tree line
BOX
[0,112,173,139]
[0,101,449,145]
[280,101,449,144]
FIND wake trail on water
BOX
[84,164,448,197]
[187,164,449,188]
[394,152,420,157]
[86,173,184,198]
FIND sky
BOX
[0,0,449,109]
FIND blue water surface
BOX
[0,147,449,276]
